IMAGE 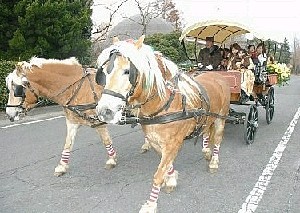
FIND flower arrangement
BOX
[266,62,291,86]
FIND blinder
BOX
[95,51,139,87]
[14,85,25,97]
[95,68,106,86]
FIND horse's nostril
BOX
[104,108,113,116]
[9,117,14,122]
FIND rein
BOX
[61,69,105,125]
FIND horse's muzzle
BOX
[97,106,115,122]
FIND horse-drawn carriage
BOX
[179,20,277,144]
[4,21,278,212]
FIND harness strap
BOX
[65,74,88,106]
[103,89,126,101]
[86,72,99,103]
[148,89,176,117]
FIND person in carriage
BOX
[227,43,255,102]
[197,36,223,70]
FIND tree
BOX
[145,31,189,63]
[92,0,129,42]
[5,0,93,64]
[0,0,19,59]
[152,0,182,30]
[278,38,291,64]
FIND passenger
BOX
[227,43,242,70]
[197,36,222,70]
[247,44,258,65]
[237,49,255,70]
[256,43,267,66]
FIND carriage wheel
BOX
[266,87,275,124]
[244,105,259,144]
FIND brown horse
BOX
[95,36,231,212]
[5,57,118,176]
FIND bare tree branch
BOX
[92,0,129,42]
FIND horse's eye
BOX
[124,69,130,75]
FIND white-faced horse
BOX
[95,36,231,212]
[5,58,118,176]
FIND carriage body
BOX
[180,20,277,144]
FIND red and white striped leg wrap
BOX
[167,164,174,175]
[148,185,161,203]
[203,136,209,149]
[105,144,116,157]
[61,150,70,164]
[213,144,220,157]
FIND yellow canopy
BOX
[179,20,253,44]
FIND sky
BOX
[91,0,300,43]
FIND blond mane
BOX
[97,41,202,105]
[29,57,80,68]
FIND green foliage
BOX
[0,0,19,59]
[1,0,93,64]
[0,60,16,109]
[145,31,189,63]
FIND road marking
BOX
[0,115,65,129]
[238,106,300,213]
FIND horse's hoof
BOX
[202,148,212,161]
[105,158,117,169]
[54,164,68,177]
[204,152,212,161]
[105,163,116,169]
[54,172,64,177]
[139,201,157,213]
[140,148,149,154]
[208,168,218,174]
[164,185,176,194]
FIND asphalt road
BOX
[1,76,300,213]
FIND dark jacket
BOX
[198,45,222,69]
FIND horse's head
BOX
[95,35,166,123]
[5,62,39,121]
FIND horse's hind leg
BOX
[54,119,79,177]
[208,118,226,173]
[94,125,117,169]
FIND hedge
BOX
[0,60,16,110]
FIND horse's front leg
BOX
[95,125,117,169]
[139,139,180,213]
[54,119,80,176]
[202,132,212,161]
[140,136,152,153]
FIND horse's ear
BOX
[112,36,119,44]
[134,35,145,49]
[15,62,24,76]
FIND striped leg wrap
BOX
[167,164,174,175]
[213,144,220,156]
[105,144,116,157]
[61,150,70,164]
[149,185,161,203]
[203,136,209,148]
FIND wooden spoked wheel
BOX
[244,105,259,144]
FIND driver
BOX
[197,36,222,70]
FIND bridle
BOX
[95,50,139,104]
[6,79,41,111]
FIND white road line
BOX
[0,115,65,129]
[238,106,300,213]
